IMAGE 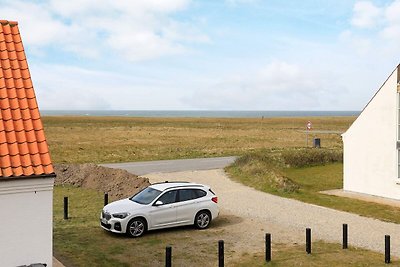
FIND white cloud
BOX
[1,0,208,61]
[182,61,340,110]
[351,1,382,28]
[30,63,197,110]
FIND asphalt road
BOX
[101,156,237,175]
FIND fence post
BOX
[265,233,271,262]
[306,228,311,254]
[165,246,172,267]
[104,193,109,206]
[218,240,224,267]
[385,235,390,264]
[343,224,348,249]
[63,196,68,220]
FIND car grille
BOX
[102,211,111,220]
[101,221,111,229]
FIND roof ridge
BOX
[0,20,18,26]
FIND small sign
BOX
[306,121,312,131]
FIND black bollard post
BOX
[218,240,224,267]
[385,235,390,264]
[165,246,172,267]
[63,196,68,220]
[265,233,271,262]
[306,228,311,254]
[343,224,348,249]
[104,193,108,206]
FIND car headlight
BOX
[112,212,130,219]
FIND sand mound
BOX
[54,163,150,199]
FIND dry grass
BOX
[43,116,353,163]
[235,242,393,266]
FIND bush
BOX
[281,148,342,168]
[230,150,300,193]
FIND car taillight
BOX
[212,197,218,203]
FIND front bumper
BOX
[100,216,127,233]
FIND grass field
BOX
[54,185,392,267]
[234,242,392,267]
[43,116,353,163]
[49,115,398,266]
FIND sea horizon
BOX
[40,110,360,118]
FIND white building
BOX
[0,20,55,266]
[343,64,400,200]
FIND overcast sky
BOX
[1,0,400,110]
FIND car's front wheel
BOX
[194,210,211,229]
[127,218,146,237]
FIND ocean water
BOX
[40,110,360,118]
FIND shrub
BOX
[281,148,342,168]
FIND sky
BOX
[1,0,400,111]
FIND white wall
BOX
[0,177,54,267]
[343,67,400,199]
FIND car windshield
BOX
[130,187,162,205]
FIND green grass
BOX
[226,150,400,224]
[234,242,392,267]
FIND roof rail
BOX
[151,181,191,185]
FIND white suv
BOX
[100,182,219,237]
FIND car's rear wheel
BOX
[194,210,211,229]
[127,218,146,237]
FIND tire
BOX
[126,218,146,237]
[194,210,211,229]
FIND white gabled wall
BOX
[0,178,54,267]
[343,67,400,199]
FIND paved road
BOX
[101,156,236,175]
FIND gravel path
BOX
[146,169,400,256]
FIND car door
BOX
[148,190,178,229]
[175,189,204,225]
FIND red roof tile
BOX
[0,20,54,179]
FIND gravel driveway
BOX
[146,169,400,256]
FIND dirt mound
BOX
[54,163,150,199]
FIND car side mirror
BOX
[154,200,163,206]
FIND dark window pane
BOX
[194,189,206,198]
[158,190,177,205]
[179,189,195,202]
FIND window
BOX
[194,189,206,198]
[157,190,177,205]
[178,189,206,202]
[130,187,162,205]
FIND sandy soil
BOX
[54,163,150,199]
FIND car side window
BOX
[157,190,177,205]
[194,189,206,198]
[178,189,207,202]
[179,189,195,202]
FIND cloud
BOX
[182,61,341,110]
[344,0,400,55]
[1,0,208,61]
[351,1,382,28]
[30,63,195,110]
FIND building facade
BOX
[0,20,55,266]
[343,65,400,200]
